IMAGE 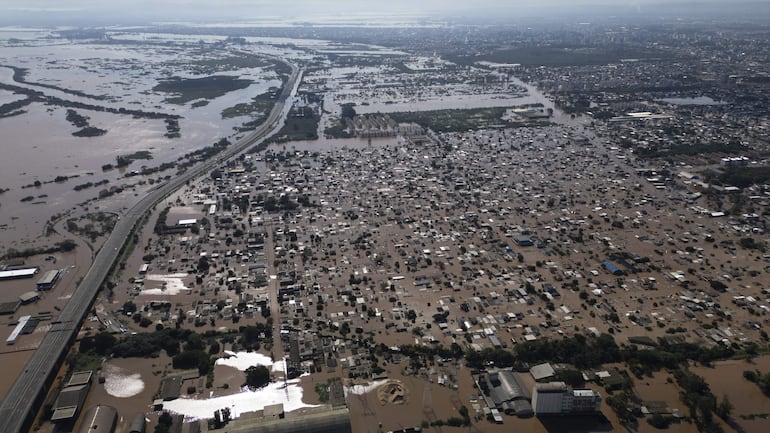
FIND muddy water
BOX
[0,37,282,253]
[82,356,169,433]
[0,239,92,399]
[0,88,25,104]
[692,357,770,433]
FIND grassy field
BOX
[154,75,253,105]
[221,88,279,119]
[267,106,320,143]
[389,107,545,132]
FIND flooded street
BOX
[4,20,752,433]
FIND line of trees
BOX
[463,333,737,376]
[2,239,76,260]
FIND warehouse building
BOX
[19,291,40,304]
[77,405,117,433]
[50,385,89,423]
[532,382,601,416]
[0,300,20,315]
[51,372,93,423]
[0,267,38,280]
[478,370,534,417]
[36,269,62,290]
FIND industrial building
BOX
[51,372,93,423]
[18,291,39,304]
[50,386,89,422]
[601,261,624,276]
[0,300,20,315]
[532,382,602,416]
[478,370,534,417]
[0,267,38,280]
[36,269,62,290]
[77,405,117,433]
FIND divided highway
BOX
[0,60,301,433]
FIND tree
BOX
[93,332,117,355]
[339,322,350,336]
[245,365,271,389]
[606,391,636,425]
[173,350,211,375]
[209,341,221,355]
[155,412,174,433]
[716,395,733,420]
[197,256,210,273]
[647,413,672,429]
[405,309,417,322]
[341,103,356,119]
[122,300,137,315]
[79,332,116,355]
[57,239,77,252]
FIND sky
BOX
[0,0,765,26]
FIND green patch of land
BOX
[716,166,770,188]
[115,151,153,168]
[154,75,253,105]
[182,54,272,74]
[1,239,76,260]
[389,107,541,132]
[221,88,279,120]
[635,141,747,159]
[324,117,352,138]
[266,106,320,143]
[73,126,107,137]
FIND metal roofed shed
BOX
[67,371,93,387]
[19,291,40,304]
[481,370,534,418]
[529,363,556,381]
[514,237,534,247]
[50,384,89,422]
[602,261,624,276]
[6,315,31,345]
[36,269,62,290]
[160,376,183,401]
[0,267,39,280]
[127,413,146,433]
[0,300,20,315]
[77,405,118,433]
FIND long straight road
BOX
[0,59,301,433]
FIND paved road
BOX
[0,60,301,433]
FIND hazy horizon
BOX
[1,0,769,27]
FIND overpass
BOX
[0,59,301,433]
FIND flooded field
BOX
[0,29,288,254]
